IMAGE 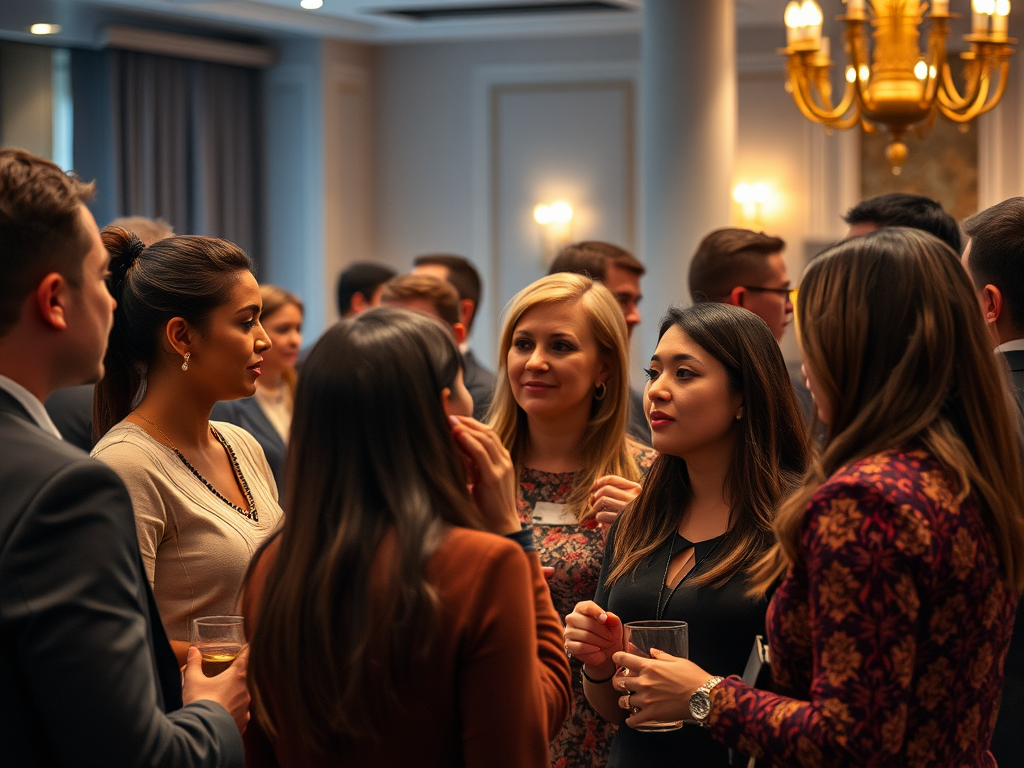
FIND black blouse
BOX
[594,523,768,768]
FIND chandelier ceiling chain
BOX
[781,0,1015,174]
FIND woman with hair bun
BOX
[213,284,303,494]
[92,227,283,663]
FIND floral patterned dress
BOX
[707,446,1017,767]
[517,441,656,768]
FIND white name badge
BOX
[532,502,576,526]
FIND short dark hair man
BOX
[0,149,247,766]
[413,254,494,420]
[688,228,792,342]
[381,274,463,329]
[960,196,1024,765]
[548,240,649,445]
[844,192,962,253]
[336,262,396,317]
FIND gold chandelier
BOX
[782,0,1015,173]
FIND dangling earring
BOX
[181,352,191,372]
[594,381,607,401]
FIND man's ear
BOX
[981,284,1003,326]
[459,298,475,329]
[727,286,746,309]
[35,273,70,331]
[452,322,467,345]
[350,292,368,314]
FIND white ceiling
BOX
[7,0,794,46]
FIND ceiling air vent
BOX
[374,2,632,21]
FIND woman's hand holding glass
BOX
[589,474,643,524]
[564,601,624,678]
[611,648,712,728]
[450,415,521,535]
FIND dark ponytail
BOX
[93,228,253,439]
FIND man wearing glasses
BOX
[687,228,793,343]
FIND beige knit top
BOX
[92,420,283,641]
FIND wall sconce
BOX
[733,183,775,227]
[533,201,574,263]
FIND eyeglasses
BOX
[740,285,793,297]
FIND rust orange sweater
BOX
[242,527,572,767]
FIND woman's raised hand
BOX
[589,475,643,524]
[564,601,624,678]
[450,415,521,535]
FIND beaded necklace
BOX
[133,412,259,523]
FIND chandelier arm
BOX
[937,69,992,120]
[938,60,1009,121]
[939,56,984,110]
[788,60,860,123]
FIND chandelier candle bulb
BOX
[847,0,866,16]
[933,0,949,13]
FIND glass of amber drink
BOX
[191,615,245,676]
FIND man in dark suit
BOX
[961,198,1024,765]
[548,241,651,446]
[413,254,495,420]
[0,148,248,766]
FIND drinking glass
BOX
[623,620,689,732]
[191,615,245,677]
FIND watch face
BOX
[690,691,712,721]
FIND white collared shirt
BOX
[996,338,1024,354]
[0,374,63,439]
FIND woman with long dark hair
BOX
[608,228,1024,766]
[565,302,808,767]
[91,228,283,663]
[242,307,572,768]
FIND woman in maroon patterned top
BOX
[609,228,1024,767]
[489,273,656,768]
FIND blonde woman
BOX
[213,285,302,495]
[489,272,655,768]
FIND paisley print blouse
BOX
[708,447,1017,767]
[516,441,656,768]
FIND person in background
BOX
[961,198,1024,764]
[549,241,649,446]
[612,228,1024,767]
[565,302,808,768]
[212,285,302,496]
[0,148,248,766]
[413,253,494,420]
[92,228,284,665]
[336,261,396,317]
[843,191,962,253]
[488,272,656,768]
[688,228,811,420]
[45,214,174,449]
[242,308,572,767]
[381,273,462,330]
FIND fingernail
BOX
[449,416,460,425]
[599,613,608,622]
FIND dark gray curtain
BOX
[110,50,261,258]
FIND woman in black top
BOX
[565,303,808,767]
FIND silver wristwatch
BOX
[688,676,724,726]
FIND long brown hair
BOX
[754,227,1024,593]
[487,272,640,519]
[247,308,483,749]
[606,302,808,589]
[258,283,303,395]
